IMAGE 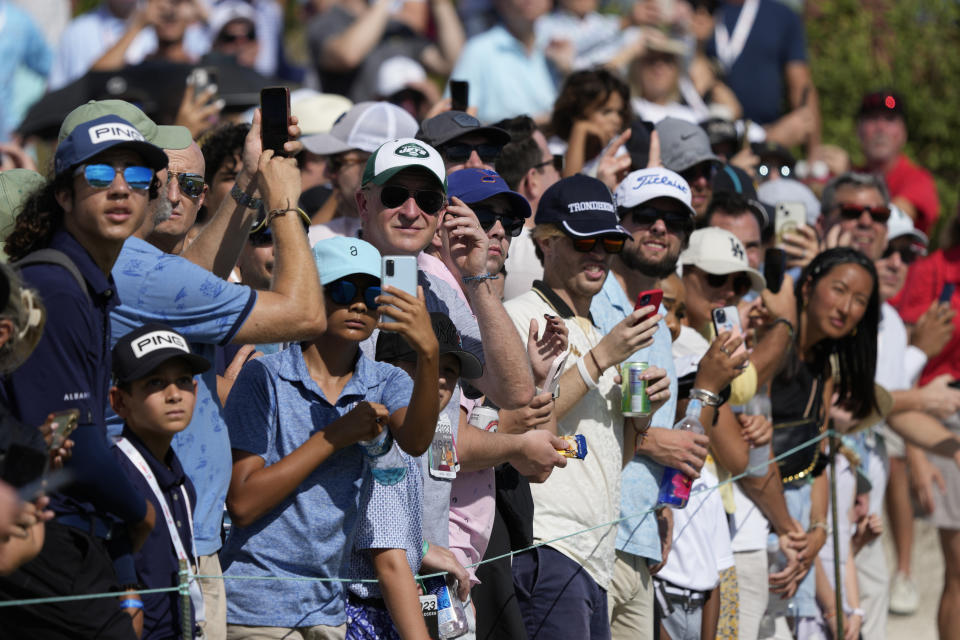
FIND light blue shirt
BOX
[0,1,51,141]
[109,237,257,556]
[590,272,678,561]
[220,344,414,627]
[449,25,558,123]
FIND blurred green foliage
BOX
[806,0,960,245]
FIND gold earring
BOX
[851,326,858,337]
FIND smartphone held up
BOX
[260,87,291,155]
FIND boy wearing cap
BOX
[0,107,168,637]
[505,174,671,639]
[220,237,439,638]
[109,324,209,640]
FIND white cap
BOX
[208,1,255,39]
[886,203,929,247]
[291,91,353,137]
[680,227,766,292]
[301,101,418,156]
[362,138,447,191]
[614,168,696,217]
[377,56,427,98]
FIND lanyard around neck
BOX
[714,0,760,71]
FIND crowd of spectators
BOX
[0,1,956,640]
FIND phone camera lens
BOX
[716,309,725,323]
[385,260,394,277]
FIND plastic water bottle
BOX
[657,398,704,508]
[358,430,406,486]
[423,574,469,638]
[767,532,786,574]
[745,392,772,478]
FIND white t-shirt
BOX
[656,468,734,591]
[505,288,624,589]
[502,227,543,301]
[631,98,699,125]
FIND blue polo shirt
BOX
[590,272,678,561]
[449,24,558,123]
[109,236,256,556]
[220,343,414,627]
[113,427,197,640]
[1,230,145,525]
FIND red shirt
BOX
[893,247,960,384]
[885,154,940,235]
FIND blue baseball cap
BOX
[447,168,531,219]
[535,174,630,239]
[54,114,168,178]
[312,236,381,285]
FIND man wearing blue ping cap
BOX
[0,110,168,638]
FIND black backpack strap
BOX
[14,249,92,303]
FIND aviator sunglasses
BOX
[474,208,524,237]
[167,171,205,198]
[326,278,382,309]
[75,164,153,190]
[570,236,627,254]
[379,185,446,215]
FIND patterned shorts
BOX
[345,598,402,640]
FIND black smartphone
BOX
[260,87,291,156]
[764,248,786,294]
[450,80,469,112]
[940,283,955,304]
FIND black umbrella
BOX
[18,58,287,140]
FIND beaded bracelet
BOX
[462,272,499,283]
[230,183,262,210]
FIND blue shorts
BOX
[512,545,610,640]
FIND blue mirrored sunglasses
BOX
[75,164,154,190]
[327,279,381,309]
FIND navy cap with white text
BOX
[535,175,630,238]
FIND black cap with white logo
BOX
[112,323,210,384]
[535,174,630,239]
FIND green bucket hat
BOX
[0,169,47,262]
[58,100,192,150]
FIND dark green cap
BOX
[58,100,192,150]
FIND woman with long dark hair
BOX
[762,247,880,638]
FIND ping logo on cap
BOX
[132,330,191,358]
[567,200,615,214]
[395,143,429,158]
[88,122,145,145]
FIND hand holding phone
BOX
[712,306,749,369]
[634,289,663,322]
[260,87,291,156]
[940,283,955,305]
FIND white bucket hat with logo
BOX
[680,227,765,292]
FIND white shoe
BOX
[889,572,919,615]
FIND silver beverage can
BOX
[621,362,651,417]
[468,406,499,433]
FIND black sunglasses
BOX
[218,28,256,44]
[625,207,693,235]
[167,171,205,198]
[702,270,752,297]
[680,162,717,183]
[474,208,524,237]
[534,154,564,172]
[881,243,925,265]
[837,204,890,224]
[380,185,446,215]
[326,278,381,309]
[570,236,626,254]
[440,142,503,164]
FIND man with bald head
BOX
[147,142,208,255]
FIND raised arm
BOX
[230,148,326,344]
